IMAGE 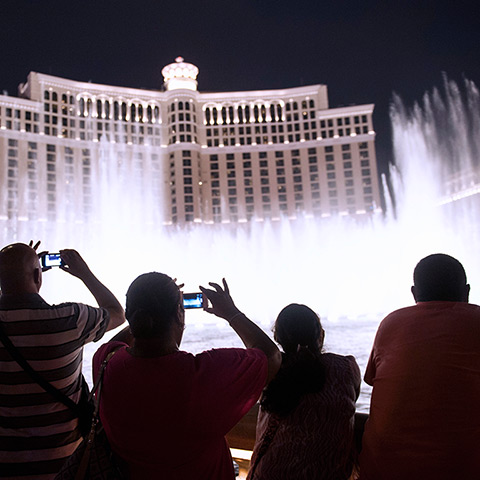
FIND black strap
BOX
[0,319,82,416]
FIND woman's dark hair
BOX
[261,304,326,417]
[126,272,181,339]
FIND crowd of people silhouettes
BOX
[0,241,478,480]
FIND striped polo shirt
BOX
[0,293,109,480]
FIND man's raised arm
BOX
[60,249,125,331]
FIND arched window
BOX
[121,102,127,121]
[97,100,102,118]
[253,105,259,123]
[147,105,153,123]
[261,105,267,122]
[277,104,282,120]
[185,102,190,111]
[52,91,58,102]
[229,106,234,123]
[270,105,276,122]
[309,99,315,108]
[114,101,120,120]
[237,106,244,124]
[104,101,110,119]
[178,101,184,110]
[130,104,136,122]
[86,99,92,116]
[244,105,250,123]
[79,98,85,117]
[138,104,144,122]
[221,107,227,124]
[205,108,211,124]
[293,101,298,110]
[212,107,218,125]
[153,106,159,122]
[44,90,50,100]
[302,100,307,109]
[62,94,67,103]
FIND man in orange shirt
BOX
[360,253,480,480]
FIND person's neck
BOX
[127,337,180,358]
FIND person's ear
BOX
[33,267,42,289]
[464,284,470,302]
[411,285,418,302]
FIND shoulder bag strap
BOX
[248,413,281,479]
[0,319,82,414]
[74,348,120,480]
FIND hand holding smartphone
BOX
[183,292,205,309]
[41,253,63,269]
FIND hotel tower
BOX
[0,57,381,226]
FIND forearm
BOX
[80,270,125,331]
[228,311,282,383]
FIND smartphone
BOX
[183,292,205,309]
[41,253,63,268]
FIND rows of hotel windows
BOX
[199,142,375,223]
[1,98,371,149]
[77,97,160,123]
[169,149,199,223]
[167,101,198,144]
[320,114,370,138]
[45,90,162,145]
[204,99,315,126]
[204,111,371,148]
[2,137,163,222]
[3,139,91,221]
[204,99,318,147]
[0,96,163,145]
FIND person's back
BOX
[248,304,361,480]
[93,274,281,479]
[0,243,124,479]
[360,254,480,480]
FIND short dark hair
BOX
[126,272,180,339]
[413,254,467,302]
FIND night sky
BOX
[1,0,479,173]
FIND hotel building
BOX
[0,57,381,226]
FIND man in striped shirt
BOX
[0,243,125,479]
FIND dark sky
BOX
[1,0,479,173]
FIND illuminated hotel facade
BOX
[0,58,381,226]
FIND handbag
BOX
[55,349,126,480]
[0,319,93,436]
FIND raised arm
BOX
[59,249,125,331]
[200,279,281,384]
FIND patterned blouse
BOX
[248,353,361,480]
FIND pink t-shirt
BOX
[93,342,267,479]
[360,302,480,480]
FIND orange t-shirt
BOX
[360,302,480,480]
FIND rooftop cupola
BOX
[162,57,199,91]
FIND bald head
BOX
[0,243,42,294]
[411,253,469,303]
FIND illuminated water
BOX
[3,77,480,414]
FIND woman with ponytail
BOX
[248,304,361,480]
